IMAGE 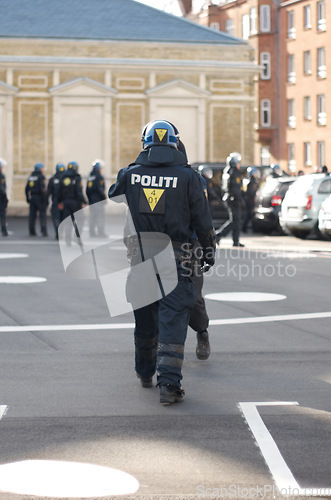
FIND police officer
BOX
[0,158,8,236]
[242,167,259,233]
[270,164,282,178]
[216,152,244,247]
[108,120,215,405]
[86,159,107,237]
[47,162,65,239]
[58,161,87,244]
[25,162,48,236]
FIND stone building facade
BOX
[0,0,259,212]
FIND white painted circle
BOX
[0,460,139,498]
[0,276,46,284]
[0,253,28,259]
[205,292,287,302]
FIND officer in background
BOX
[216,152,244,247]
[86,159,107,237]
[177,138,211,361]
[270,164,282,178]
[108,120,215,405]
[58,161,87,244]
[47,162,65,239]
[25,162,48,236]
[0,158,8,236]
[242,167,259,233]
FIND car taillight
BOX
[271,195,282,207]
[305,195,312,210]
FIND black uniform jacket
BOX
[0,172,8,207]
[58,169,86,205]
[25,170,47,202]
[108,146,213,247]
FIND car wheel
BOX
[314,223,326,240]
[290,229,309,239]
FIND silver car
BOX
[318,193,331,238]
[279,173,331,238]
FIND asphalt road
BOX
[0,217,330,500]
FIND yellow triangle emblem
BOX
[143,188,164,212]
[155,128,167,142]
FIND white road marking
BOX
[0,276,47,284]
[0,311,331,333]
[0,405,8,419]
[0,460,139,498]
[205,292,286,302]
[239,402,331,497]
[209,311,331,326]
[0,253,28,259]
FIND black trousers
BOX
[51,203,62,238]
[0,204,7,234]
[189,271,209,333]
[216,199,242,245]
[133,273,196,387]
[29,196,47,234]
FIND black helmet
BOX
[141,120,179,149]
[68,161,78,171]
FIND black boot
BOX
[136,372,153,388]
[196,330,210,360]
[159,384,185,405]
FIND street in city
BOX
[0,217,330,500]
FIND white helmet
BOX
[0,158,7,169]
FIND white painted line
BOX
[0,323,135,333]
[0,311,331,333]
[0,405,8,419]
[209,311,331,326]
[0,460,139,498]
[239,402,331,497]
[205,292,286,302]
[0,276,47,284]
[0,253,28,259]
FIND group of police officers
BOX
[23,159,106,239]
[1,119,253,405]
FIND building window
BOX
[304,5,312,29]
[317,1,326,31]
[304,96,312,120]
[288,143,296,172]
[260,5,271,32]
[260,99,271,127]
[288,54,296,83]
[317,94,326,125]
[225,19,234,36]
[260,146,270,166]
[260,52,271,79]
[288,99,296,128]
[288,10,296,39]
[317,47,326,78]
[210,22,220,30]
[250,7,257,35]
[304,50,311,75]
[304,142,312,166]
[242,14,250,39]
[317,141,325,168]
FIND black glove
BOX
[202,246,215,268]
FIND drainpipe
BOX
[270,0,281,163]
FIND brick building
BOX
[0,0,258,212]
[184,0,330,173]
[280,0,329,173]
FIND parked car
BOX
[318,193,331,239]
[252,176,296,234]
[279,173,331,239]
